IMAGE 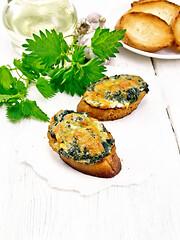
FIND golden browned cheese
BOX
[51,113,106,157]
[47,110,121,178]
[77,74,149,121]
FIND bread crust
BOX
[172,12,180,51]
[47,114,121,178]
[77,91,146,121]
[115,12,174,52]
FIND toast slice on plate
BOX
[131,0,167,7]
[128,0,180,25]
[172,12,180,51]
[115,12,174,52]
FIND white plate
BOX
[122,43,180,59]
[106,2,180,59]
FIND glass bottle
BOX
[2,0,78,54]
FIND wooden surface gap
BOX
[166,106,180,154]
[150,58,157,76]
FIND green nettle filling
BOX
[126,88,140,103]
[85,75,149,108]
[58,140,114,164]
[49,111,115,164]
[105,90,124,103]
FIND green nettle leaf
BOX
[81,58,106,86]
[14,58,40,80]
[21,99,49,122]
[22,29,69,67]
[0,27,126,122]
[53,59,106,96]
[14,58,32,79]
[0,94,21,103]
[61,65,83,96]
[0,94,14,103]
[6,102,24,122]
[13,59,23,69]
[49,67,68,91]
[0,66,16,90]
[36,77,56,98]
[14,80,27,94]
[72,45,86,64]
[91,27,126,61]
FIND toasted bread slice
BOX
[128,1,180,25]
[77,74,149,121]
[77,91,146,121]
[131,0,167,7]
[115,12,174,52]
[172,12,180,51]
[47,110,121,178]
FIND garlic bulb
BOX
[74,12,106,60]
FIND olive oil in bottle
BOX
[3,0,78,54]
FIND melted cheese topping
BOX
[49,111,114,164]
[83,74,149,109]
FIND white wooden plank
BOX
[0,0,180,239]
[152,59,180,150]
[1,162,180,240]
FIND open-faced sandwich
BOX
[47,110,121,178]
[77,74,149,121]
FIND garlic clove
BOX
[87,12,102,23]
